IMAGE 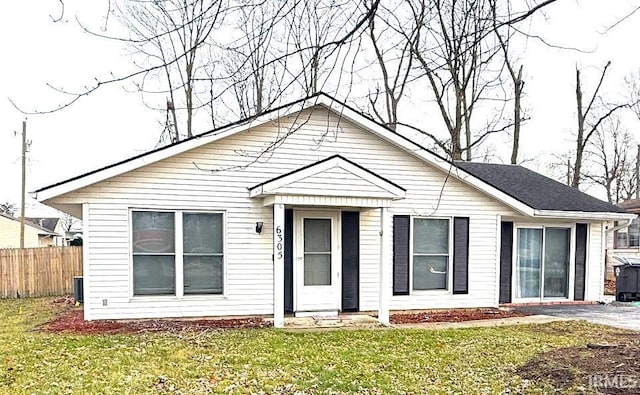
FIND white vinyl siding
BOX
[52,107,545,319]
[276,166,396,198]
[586,222,604,302]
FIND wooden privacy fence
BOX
[0,246,83,298]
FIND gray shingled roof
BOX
[25,217,59,233]
[455,162,627,213]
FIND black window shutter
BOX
[341,211,360,311]
[574,223,588,301]
[284,209,294,313]
[393,215,410,295]
[452,217,470,294]
[499,221,514,304]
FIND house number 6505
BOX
[275,226,284,259]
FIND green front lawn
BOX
[0,298,624,394]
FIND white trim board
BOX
[249,155,406,199]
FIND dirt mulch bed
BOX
[518,335,640,394]
[390,308,527,324]
[43,308,271,335]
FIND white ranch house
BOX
[33,94,634,327]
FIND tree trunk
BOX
[170,102,180,143]
[510,66,523,164]
[573,68,585,188]
[451,128,463,160]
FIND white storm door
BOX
[294,211,340,312]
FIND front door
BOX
[294,210,341,312]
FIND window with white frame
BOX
[412,218,450,290]
[183,213,224,294]
[515,226,571,299]
[131,210,224,296]
[615,219,640,249]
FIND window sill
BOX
[406,290,452,296]
[129,294,227,302]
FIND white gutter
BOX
[534,210,637,221]
[605,217,634,234]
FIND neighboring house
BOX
[605,199,640,279]
[65,229,83,246]
[0,212,62,248]
[33,94,633,325]
[25,217,66,246]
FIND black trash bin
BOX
[73,276,84,304]
[613,257,640,302]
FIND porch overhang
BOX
[249,155,406,207]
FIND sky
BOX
[1,0,639,218]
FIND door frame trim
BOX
[512,223,576,303]
[293,210,342,313]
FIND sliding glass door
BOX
[543,228,570,298]
[515,227,571,301]
[516,228,543,298]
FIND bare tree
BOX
[0,202,16,217]
[224,3,283,118]
[286,0,350,97]
[115,0,226,141]
[584,116,637,203]
[571,61,631,188]
[61,213,80,233]
[365,0,416,131]
[626,70,640,122]
[408,0,507,160]
[491,0,525,164]
[15,0,566,168]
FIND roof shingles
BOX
[455,161,626,214]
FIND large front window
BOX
[132,210,224,296]
[412,218,450,291]
[515,227,570,299]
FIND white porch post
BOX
[273,203,285,328]
[378,207,390,325]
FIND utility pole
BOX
[19,120,27,249]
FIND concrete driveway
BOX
[514,303,640,331]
